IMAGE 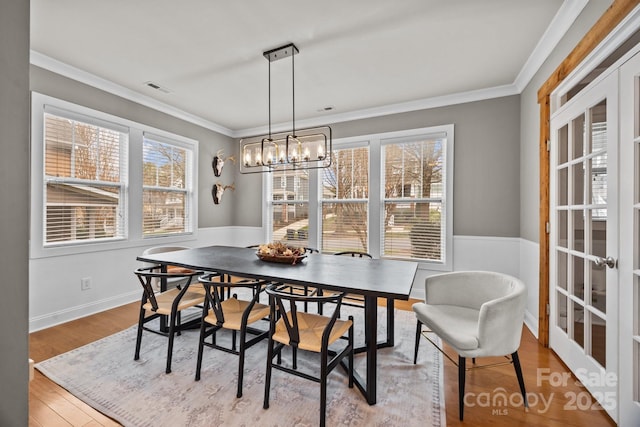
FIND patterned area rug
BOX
[36,307,445,427]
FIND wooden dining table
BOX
[137,245,418,405]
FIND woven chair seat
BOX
[203,297,270,331]
[142,287,204,315]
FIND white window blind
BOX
[382,136,445,262]
[142,136,193,237]
[264,125,453,269]
[43,112,128,245]
[270,168,309,246]
[321,146,369,253]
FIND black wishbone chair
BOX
[263,283,354,427]
[333,251,372,312]
[284,247,320,312]
[195,272,271,398]
[333,251,396,351]
[134,266,206,374]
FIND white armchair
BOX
[412,271,528,420]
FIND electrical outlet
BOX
[81,277,91,291]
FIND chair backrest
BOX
[199,273,262,326]
[265,283,345,349]
[134,266,201,311]
[334,251,372,259]
[141,246,191,289]
[424,271,521,310]
[142,246,190,257]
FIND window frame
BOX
[141,132,195,238]
[30,92,198,259]
[264,124,453,271]
[42,107,129,246]
[380,131,450,266]
[264,167,311,246]
[319,141,370,253]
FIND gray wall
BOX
[234,95,522,237]
[30,66,238,228]
[519,0,613,243]
[0,1,30,425]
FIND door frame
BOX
[538,0,640,346]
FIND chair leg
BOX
[237,328,247,398]
[263,339,274,409]
[165,312,177,374]
[134,306,145,360]
[176,311,181,336]
[195,321,207,381]
[320,348,328,427]
[303,285,309,312]
[458,356,466,421]
[348,316,354,388]
[413,319,422,364]
[292,346,298,370]
[512,351,528,408]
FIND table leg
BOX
[363,294,377,405]
[386,297,394,347]
[160,265,169,333]
[353,297,395,354]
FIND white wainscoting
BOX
[28,228,540,335]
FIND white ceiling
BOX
[30,0,584,137]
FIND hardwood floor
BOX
[29,299,616,426]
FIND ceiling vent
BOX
[144,81,171,94]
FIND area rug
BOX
[36,307,445,427]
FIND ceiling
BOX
[30,0,583,137]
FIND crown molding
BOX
[514,0,589,92]
[234,84,519,138]
[30,0,585,139]
[30,50,235,137]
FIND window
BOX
[43,111,128,245]
[269,168,309,247]
[321,146,369,253]
[382,136,445,262]
[142,135,193,236]
[31,93,198,257]
[265,125,453,269]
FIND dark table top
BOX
[137,245,417,300]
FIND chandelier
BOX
[239,43,332,174]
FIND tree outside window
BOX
[383,139,444,261]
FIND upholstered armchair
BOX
[412,271,528,420]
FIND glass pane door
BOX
[550,71,618,421]
[619,49,640,426]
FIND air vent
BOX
[317,106,334,112]
[144,81,171,94]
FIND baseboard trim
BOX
[524,310,539,339]
[29,290,139,333]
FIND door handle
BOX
[593,256,616,269]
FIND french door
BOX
[549,70,619,421]
[619,50,640,426]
